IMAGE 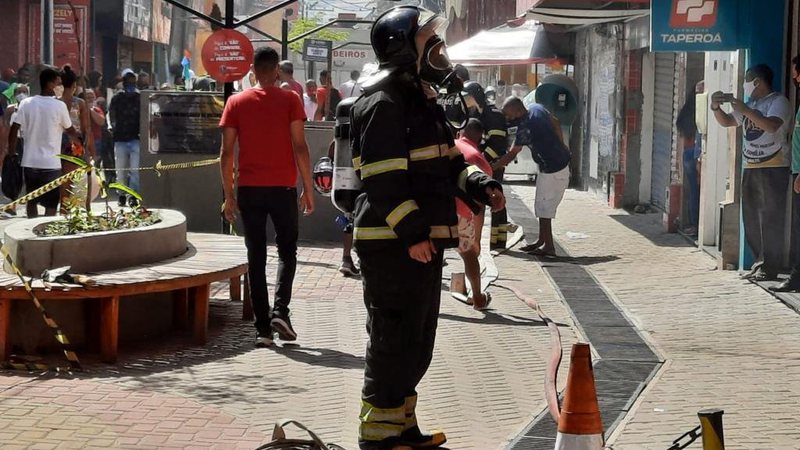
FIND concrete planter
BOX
[3,209,187,277]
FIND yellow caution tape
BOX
[0,246,83,373]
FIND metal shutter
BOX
[650,52,676,210]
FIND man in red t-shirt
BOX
[278,60,304,99]
[220,47,315,347]
[456,118,493,310]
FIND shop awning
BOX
[526,7,649,25]
[448,20,564,66]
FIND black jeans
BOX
[238,186,298,334]
[357,245,444,444]
[742,167,789,275]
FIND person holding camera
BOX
[711,64,793,281]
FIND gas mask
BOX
[422,36,469,129]
[419,36,463,94]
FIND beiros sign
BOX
[651,0,738,51]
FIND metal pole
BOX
[41,0,54,65]
[698,409,725,450]
[281,16,289,60]
[221,0,235,235]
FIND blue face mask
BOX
[124,83,136,93]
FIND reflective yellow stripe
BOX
[487,129,507,137]
[354,227,398,240]
[360,401,405,424]
[354,225,457,241]
[498,224,509,231]
[359,422,405,441]
[409,145,441,162]
[457,165,482,191]
[386,200,420,229]
[484,147,500,159]
[352,156,362,170]
[430,225,458,239]
[360,158,408,179]
[446,145,462,159]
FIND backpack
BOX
[255,420,347,450]
[325,88,342,121]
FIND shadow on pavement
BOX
[609,214,694,248]
[439,311,567,327]
[274,345,365,370]
[503,249,620,266]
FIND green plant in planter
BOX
[39,156,160,237]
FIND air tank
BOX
[332,97,361,214]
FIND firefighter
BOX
[462,81,513,251]
[349,6,506,449]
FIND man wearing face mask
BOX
[462,81,513,250]
[109,69,142,207]
[770,55,800,292]
[349,6,505,449]
[6,68,80,217]
[711,64,793,281]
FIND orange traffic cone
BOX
[555,343,603,449]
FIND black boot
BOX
[398,426,447,448]
[769,275,800,292]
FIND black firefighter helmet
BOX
[370,6,446,70]
[462,81,487,108]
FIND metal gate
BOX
[650,53,676,210]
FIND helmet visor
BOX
[418,10,449,38]
[425,37,452,71]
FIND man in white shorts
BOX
[502,97,571,257]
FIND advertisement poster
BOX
[201,29,254,83]
[152,0,173,45]
[149,93,224,154]
[54,0,90,72]
[123,0,152,42]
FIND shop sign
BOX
[651,0,739,51]
[123,0,152,42]
[148,93,224,154]
[303,39,332,63]
[201,29,254,83]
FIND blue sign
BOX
[651,0,740,52]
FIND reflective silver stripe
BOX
[430,225,458,239]
[409,145,442,161]
[354,225,457,241]
[484,147,499,159]
[359,422,405,441]
[487,129,507,137]
[354,227,398,240]
[446,145,462,159]
[360,400,405,424]
[386,200,420,229]
[360,158,408,179]
[457,165,482,191]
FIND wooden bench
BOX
[0,233,251,363]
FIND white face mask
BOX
[743,80,756,98]
[15,93,27,103]
[54,85,64,97]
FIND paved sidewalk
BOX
[0,234,578,449]
[510,185,800,450]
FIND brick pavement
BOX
[510,185,800,450]
[0,234,579,449]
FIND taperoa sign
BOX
[201,29,254,83]
[651,0,739,51]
